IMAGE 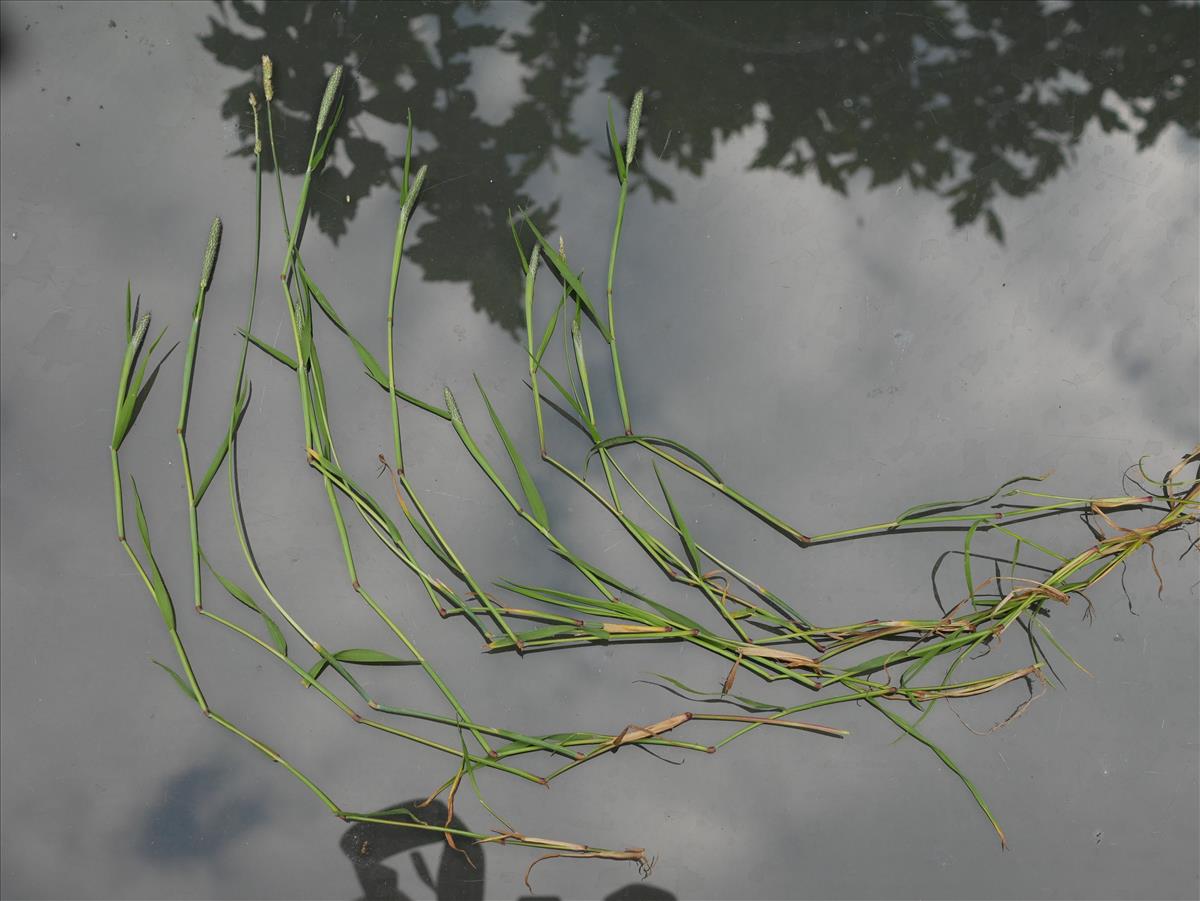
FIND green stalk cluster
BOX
[112,60,1199,887]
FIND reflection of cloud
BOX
[457,45,526,127]
[140,762,267,862]
[1,2,1196,900]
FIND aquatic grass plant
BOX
[111,59,1199,887]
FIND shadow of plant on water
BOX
[200,0,1197,336]
[339,799,677,901]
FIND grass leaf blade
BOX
[654,463,701,572]
[588,434,724,483]
[475,376,549,528]
[521,215,612,342]
[153,659,199,703]
[130,477,175,630]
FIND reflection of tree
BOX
[201,0,1199,334]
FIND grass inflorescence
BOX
[111,59,1199,887]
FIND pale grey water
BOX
[1,2,1197,899]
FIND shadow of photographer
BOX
[340,800,677,901]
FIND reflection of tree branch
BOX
[201,0,1198,331]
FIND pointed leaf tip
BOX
[152,660,198,703]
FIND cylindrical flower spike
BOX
[130,313,150,352]
[444,386,462,425]
[400,164,427,223]
[625,89,644,167]
[249,93,261,156]
[201,217,222,291]
[315,64,344,136]
[261,55,274,101]
[526,246,541,294]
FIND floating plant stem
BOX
[112,59,1199,884]
[385,161,426,472]
[178,217,222,614]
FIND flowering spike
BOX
[131,313,150,352]
[444,387,462,425]
[315,64,344,136]
[200,217,222,291]
[261,55,274,102]
[249,93,261,156]
[526,246,541,295]
[625,89,644,167]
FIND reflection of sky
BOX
[1,2,1196,900]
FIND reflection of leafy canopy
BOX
[202,0,1199,334]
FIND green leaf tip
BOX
[261,55,274,101]
[201,217,222,290]
[626,89,644,166]
[316,64,344,135]
[444,387,462,425]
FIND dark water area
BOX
[1,2,1197,899]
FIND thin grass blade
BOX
[238,329,298,369]
[642,672,782,711]
[194,383,250,505]
[444,387,520,510]
[588,435,723,483]
[896,473,1050,524]
[868,698,1007,847]
[654,463,701,572]
[606,100,628,183]
[475,376,549,528]
[130,477,175,630]
[153,659,199,703]
[202,551,287,655]
[332,648,419,666]
[521,215,611,342]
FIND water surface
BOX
[1,2,1197,899]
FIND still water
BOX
[1,2,1197,898]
